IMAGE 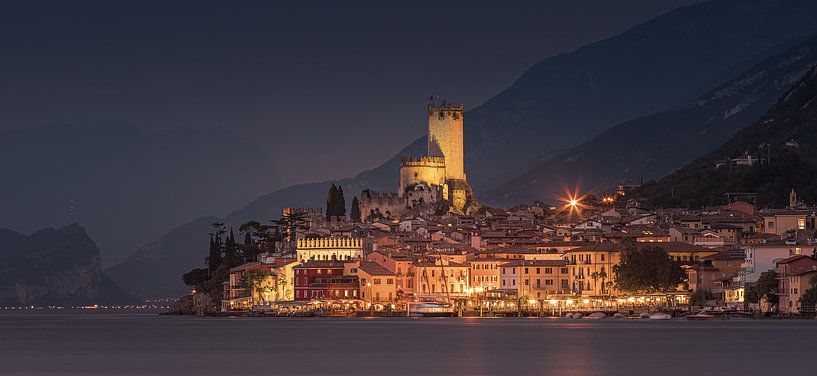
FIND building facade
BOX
[296,238,364,262]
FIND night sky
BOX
[1,0,702,183]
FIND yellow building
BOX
[468,257,503,291]
[499,260,571,300]
[358,261,397,303]
[412,260,470,298]
[785,269,817,314]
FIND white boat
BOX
[649,312,672,320]
[564,313,575,319]
[407,302,454,317]
[686,313,716,321]
[586,312,606,320]
[612,313,626,319]
[572,312,584,319]
[639,312,651,319]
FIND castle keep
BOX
[399,101,477,215]
[356,101,478,220]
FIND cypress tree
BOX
[334,186,347,219]
[350,196,361,223]
[206,235,223,273]
[326,184,337,220]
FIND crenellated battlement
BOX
[361,190,401,200]
[428,102,463,116]
[296,237,363,250]
[400,156,446,167]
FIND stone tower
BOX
[427,102,465,181]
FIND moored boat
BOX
[649,312,672,320]
[686,313,716,321]
[407,302,454,317]
[586,312,606,320]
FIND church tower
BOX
[427,102,465,181]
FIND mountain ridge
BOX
[484,34,817,206]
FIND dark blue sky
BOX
[1,0,701,183]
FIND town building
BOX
[295,237,363,262]
[293,261,360,301]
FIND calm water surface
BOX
[1,312,814,375]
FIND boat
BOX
[572,312,584,319]
[649,312,672,320]
[586,312,606,320]
[639,312,651,319]
[407,302,454,317]
[564,313,575,319]
[612,313,626,319]
[686,313,716,321]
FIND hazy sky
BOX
[1,0,702,183]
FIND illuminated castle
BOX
[399,101,477,214]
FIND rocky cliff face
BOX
[0,224,134,305]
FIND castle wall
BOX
[399,156,446,195]
[359,190,405,221]
[428,103,465,181]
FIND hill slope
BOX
[485,35,817,205]
[635,66,817,208]
[0,224,135,305]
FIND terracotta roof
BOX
[357,261,394,276]
[294,260,346,269]
[500,259,567,267]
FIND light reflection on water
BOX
[0,312,814,375]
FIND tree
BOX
[334,185,347,219]
[326,184,337,220]
[222,228,244,268]
[745,269,779,307]
[182,268,209,290]
[239,220,270,258]
[350,196,362,223]
[590,271,600,295]
[271,212,309,254]
[240,269,270,305]
[799,274,817,315]
[613,246,684,293]
[206,234,223,274]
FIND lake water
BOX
[1,312,814,375]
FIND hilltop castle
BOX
[399,101,477,215]
[357,101,478,220]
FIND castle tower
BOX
[428,102,465,181]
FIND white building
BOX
[295,238,364,262]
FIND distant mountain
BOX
[108,0,817,298]
[0,224,135,305]
[0,124,282,266]
[484,34,817,205]
[635,65,817,208]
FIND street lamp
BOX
[366,282,373,312]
